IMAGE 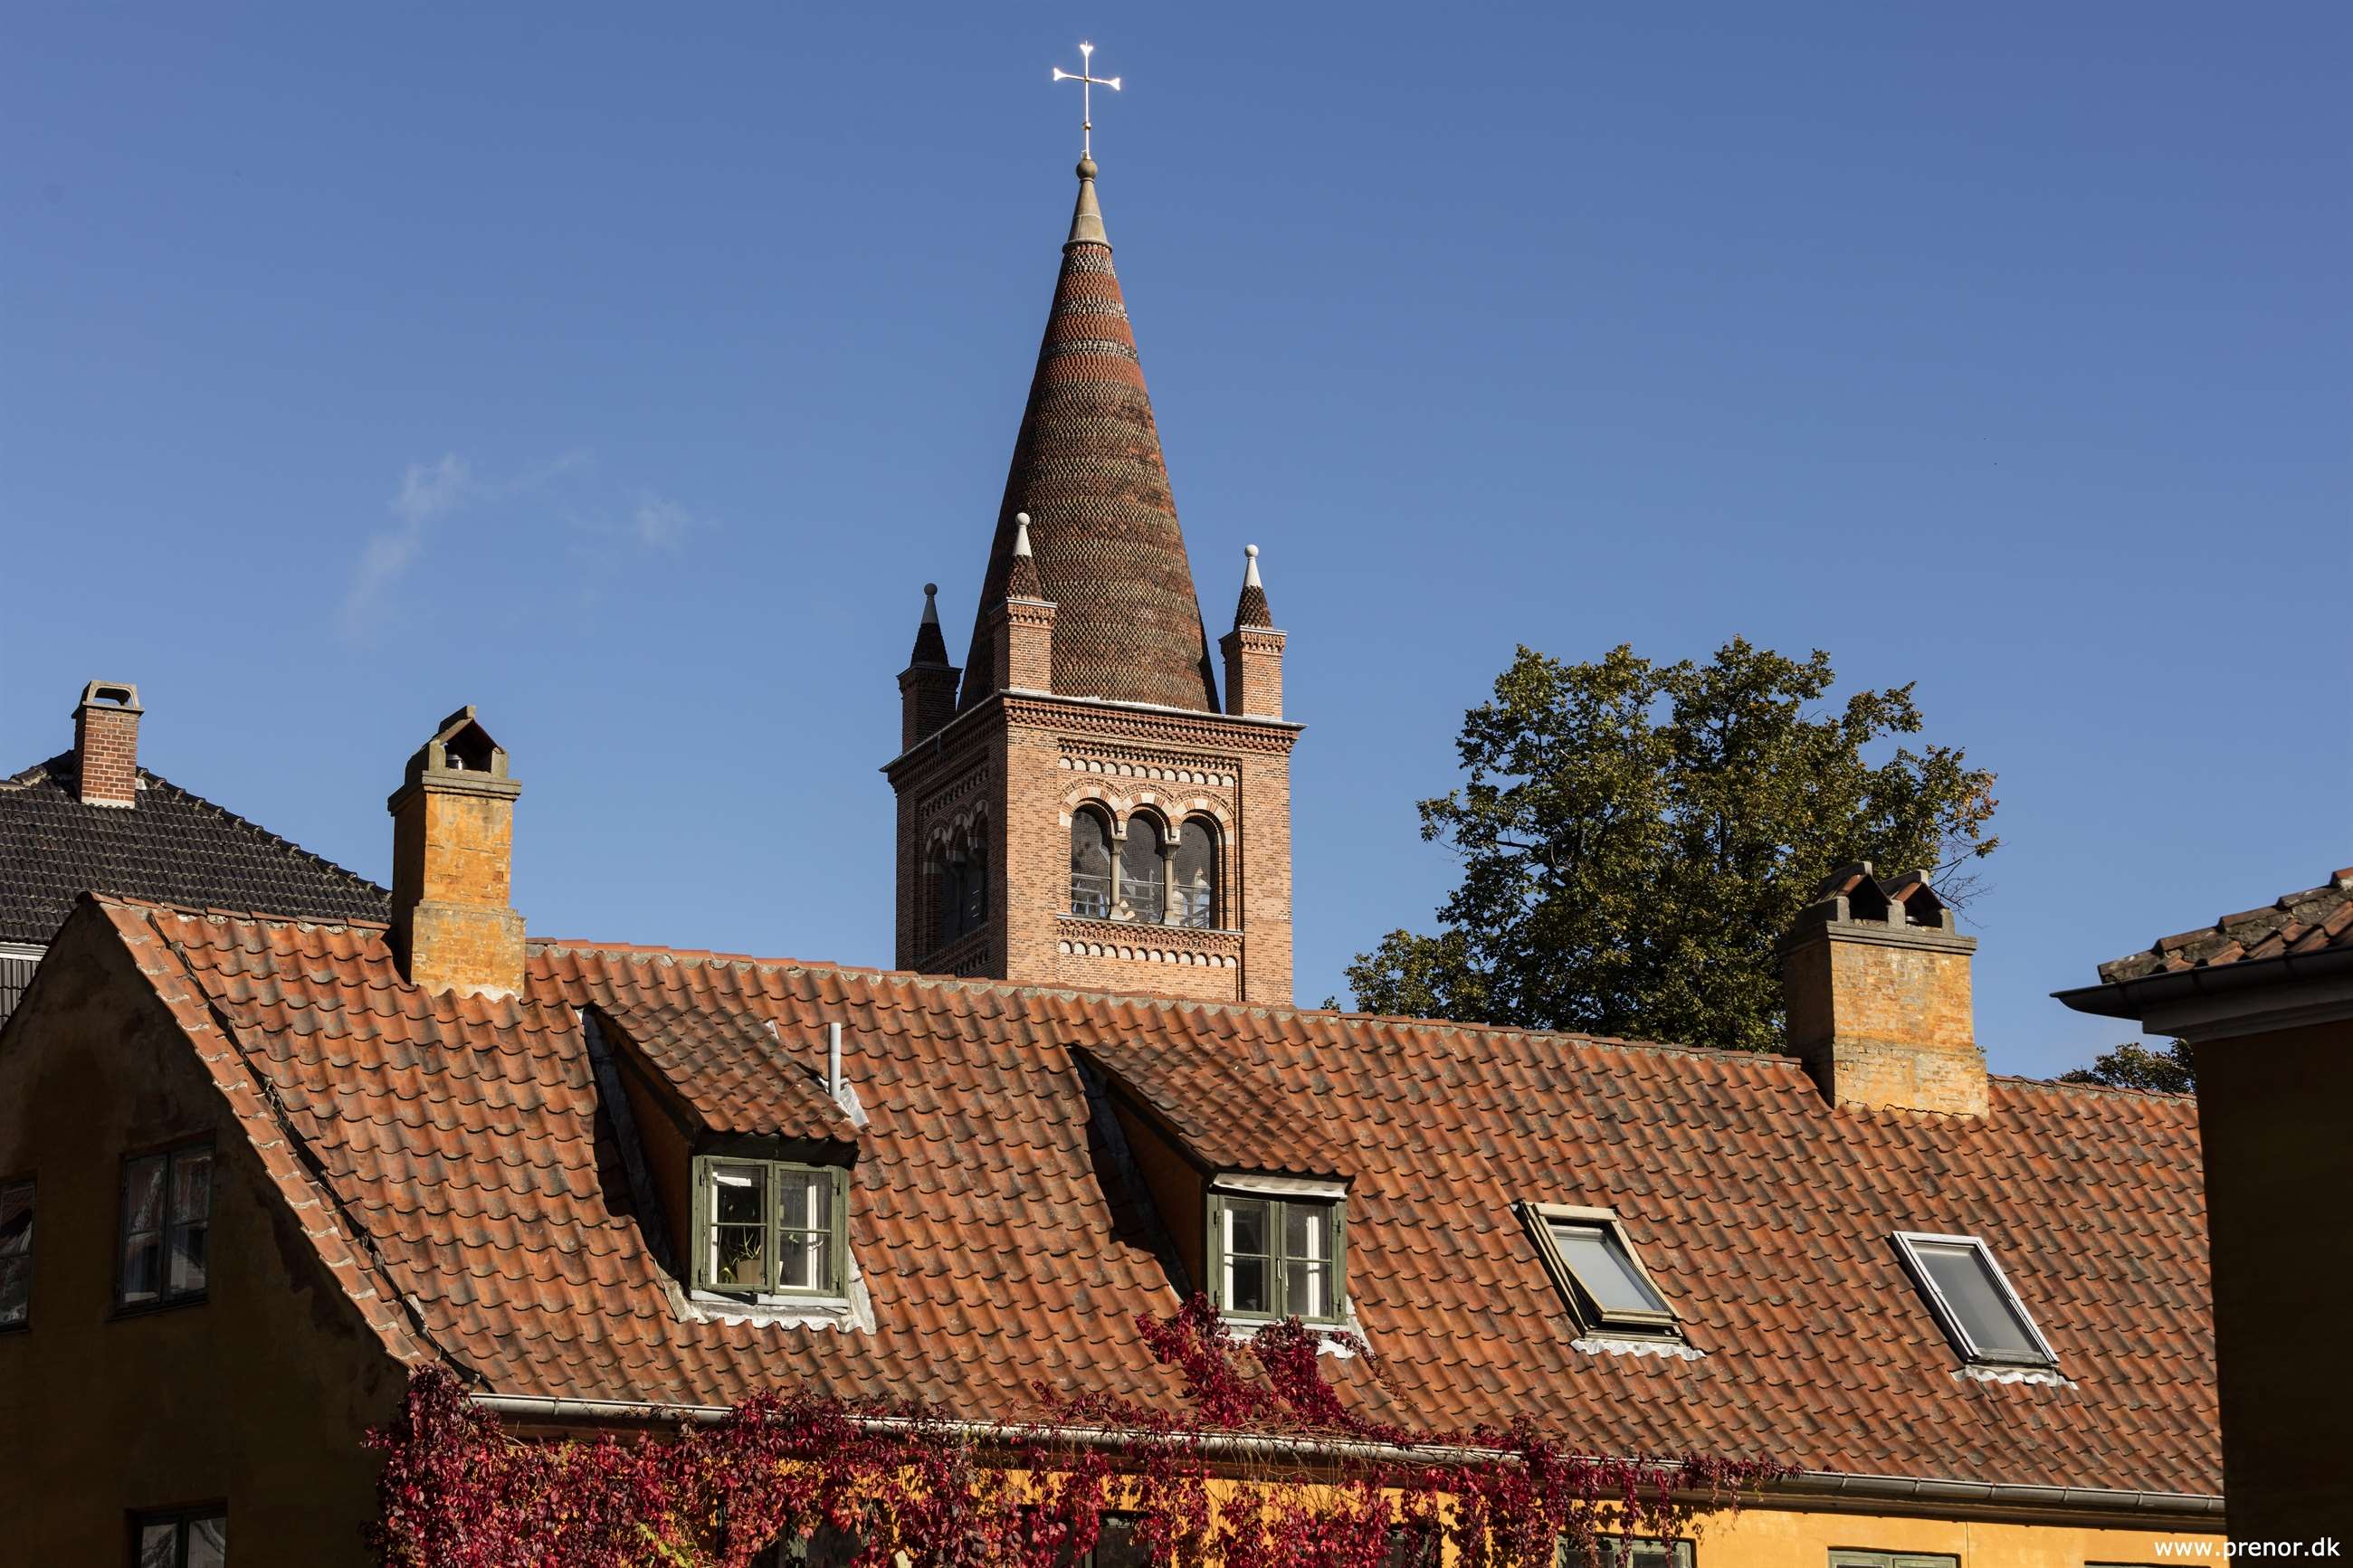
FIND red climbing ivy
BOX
[367,1297,1788,1568]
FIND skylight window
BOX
[1520,1203,1681,1338]
[1892,1231,2055,1367]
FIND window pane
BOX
[169,1149,213,1225]
[1549,1223,1669,1316]
[1225,1253,1270,1315]
[0,1258,26,1326]
[138,1522,178,1568]
[123,1156,167,1236]
[776,1230,830,1293]
[167,1219,209,1297]
[1915,1240,2042,1359]
[709,1164,769,1289]
[778,1169,830,1232]
[1092,1511,1150,1568]
[1119,821,1165,923]
[187,1515,228,1568]
[120,1233,163,1306]
[1281,1201,1329,1263]
[1071,812,1112,917]
[1173,821,1216,928]
[1284,1259,1333,1319]
[1224,1197,1270,1258]
[0,1181,31,1258]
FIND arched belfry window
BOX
[1174,818,1218,929]
[1071,808,1112,918]
[1119,814,1167,925]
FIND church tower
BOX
[886,155,1300,1004]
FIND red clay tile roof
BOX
[88,896,2217,1497]
[2094,866,2353,984]
[592,999,858,1142]
[1077,1038,1344,1182]
[959,169,1219,714]
[0,754,387,946]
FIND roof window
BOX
[1520,1203,1681,1339]
[1209,1179,1347,1324]
[1892,1231,2055,1367]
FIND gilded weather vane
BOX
[1051,41,1121,161]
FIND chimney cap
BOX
[393,704,519,803]
[77,679,142,713]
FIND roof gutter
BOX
[466,1393,2224,1526]
[2053,942,2353,1021]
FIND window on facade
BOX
[695,1157,847,1299]
[1563,1538,1694,1568]
[0,1178,31,1328]
[936,822,989,946]
[119,1143,211,1309]
[758,1525,861,1566]
[1387,1523,1442,1567]
[1892,1231,2054,1366]
[1172,818,1217,929]
[1119,815,1166,924]
[1521,1204,1680,1338]
[1827,1553,1957,1568]
[1071,809,1113,918]
[1212,1189,1344,1322]
[135,1507,227,1568]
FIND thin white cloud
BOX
[341,454,472,640]
[633,492,694,550]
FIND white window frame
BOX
[1891,1230,2057,1368]
[1519,1202,1682,1340]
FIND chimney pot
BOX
[71,679,144,808]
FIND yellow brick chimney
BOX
[387,707,525,998]
[1779,863,1988,1117]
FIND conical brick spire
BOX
[960,158,1218,712]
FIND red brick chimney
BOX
[1779,863,1988,1117]
[71,681,143,808]
[387,707,525,998]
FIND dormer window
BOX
[695,1157,847,1300]
[1892,1231,2055,1367]
[1209,1181,1346,1323]
[1520,1203,1681,1339]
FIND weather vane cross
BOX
[1050,41,1120,161]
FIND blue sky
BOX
[5,6,2345,1076]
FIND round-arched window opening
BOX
[1174,818,1218,929]
[1119,814,1167,925]
[1070,809,1113,918]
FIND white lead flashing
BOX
[1574,1335,1707,1362]
[1211,1173,1348,1199]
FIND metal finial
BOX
[1050,41,1121,162]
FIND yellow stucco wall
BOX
[1685,1504,2221,1568]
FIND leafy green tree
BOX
[1341,639,1998,1053]
[2059,1039,2196,1093]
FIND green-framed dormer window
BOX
[1208,1183,1347,1324]
[691,1157,848,1299]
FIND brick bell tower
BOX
[885,154,1301,1004]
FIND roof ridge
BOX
[133,765,390,899]
[1994,1070,2199,1104]
[88,889,393,932]
[529,937,1804,1069]
[0,750,70,791]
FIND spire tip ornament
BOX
[1051,41,1121,163]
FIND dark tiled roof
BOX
[2096,866,2353,984]
[959,174,1219,714]
[0,753,387,945]
[85,895,2217,1497]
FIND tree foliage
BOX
[2058,1039,2196,1094]
[1343,640,1998,1053]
